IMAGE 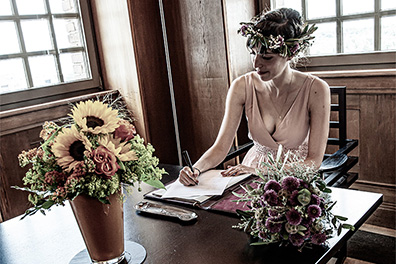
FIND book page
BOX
[160,170,250,199]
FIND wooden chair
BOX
[217,86,358,188]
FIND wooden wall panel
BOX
[90,0,179,164]
[319,72,396,229]
[163,0,230,162]
[90,0,145,136]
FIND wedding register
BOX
[144,170,253,214]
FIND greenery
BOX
[233,146,354,250]
[15,97,166,219]
[238,18,317,58]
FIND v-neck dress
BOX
[241,72,317,169]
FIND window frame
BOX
[268,0,396,72]
[0,0,101,111]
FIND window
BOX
[272,0,396,71]
[0,0,101,111]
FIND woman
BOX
[179,8,330,186]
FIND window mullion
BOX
[10,0,34,89]
[374,0,380,51]
[301,0,307,21]
[44,0,64,83]
[336,0,342,53]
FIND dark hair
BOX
[254,8,304,40]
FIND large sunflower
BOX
[52,126,92,172]
[70,100,120,134]
[98,135,137,162]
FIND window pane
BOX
[309,22,337,55]
[16,0,46,15]
[381,15,396,50]
[54,18,83,49]
[0,0,12,15]
[49,0,78,14]
[21,19,53,52]
[342,0,373,15]
[273,0,302,14]
[60,52,89,82]
[343,18,374,53]
[306,0,335,19]
[29,55,59,87]
[382,0,396,11]
[0,21,20,55]
[0,58,28,93]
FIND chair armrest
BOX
[217,141,254,169]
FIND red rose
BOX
[114,120,136,141]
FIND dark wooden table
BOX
[0,164,383,264]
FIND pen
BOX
[182,150,198,185]
[182,150,194,172]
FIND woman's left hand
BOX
[220,164,256,177]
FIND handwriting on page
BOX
[161,170,249,199]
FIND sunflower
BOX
[70,100,120,134]
[52,126,92,172]
[98,135,137,162]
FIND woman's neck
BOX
[270,67,294,92]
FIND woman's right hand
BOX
[178,166,200,186]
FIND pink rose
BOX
[95,160,120,179]
[114,120,136,141]
[92,146,111,163]
[92,146,120,178]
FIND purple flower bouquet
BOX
[233,146,354,250]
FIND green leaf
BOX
[144,179,166,189]
[118,161,126,171]
[236,209,254,218]
[42,200,54,210]
[98,197,110,204]
[342,224,355,231]
[337,225,342,236]
[250,241,269,246]
[335,215,348,221]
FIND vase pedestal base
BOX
[69,241,146,264]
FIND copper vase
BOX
[70,190,125,263]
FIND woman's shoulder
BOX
[295,71,329,94]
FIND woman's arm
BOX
[304,77,331,169]
[178,75,247,186]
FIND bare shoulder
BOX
[308,75,331,109]
[228,73,250,103]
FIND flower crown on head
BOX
[238,21,318,57]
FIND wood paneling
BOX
[318,73,396,229]
[90,0,179,164]
[162,0,257,162]
[163,0,229,162]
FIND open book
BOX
[146,170,251,204]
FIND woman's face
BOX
[250,46,289,81]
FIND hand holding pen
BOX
[179,150,200,186]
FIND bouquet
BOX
[15,96,166,218]
[233,146,354,250]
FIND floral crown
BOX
[238,21,318,57]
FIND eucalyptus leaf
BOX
[144,179,166,190]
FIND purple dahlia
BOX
[307,205,322,219]
[286,209,302,226]
[264,180,281,192]
[282,176,300,192]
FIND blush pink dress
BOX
[241,72,318,169]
